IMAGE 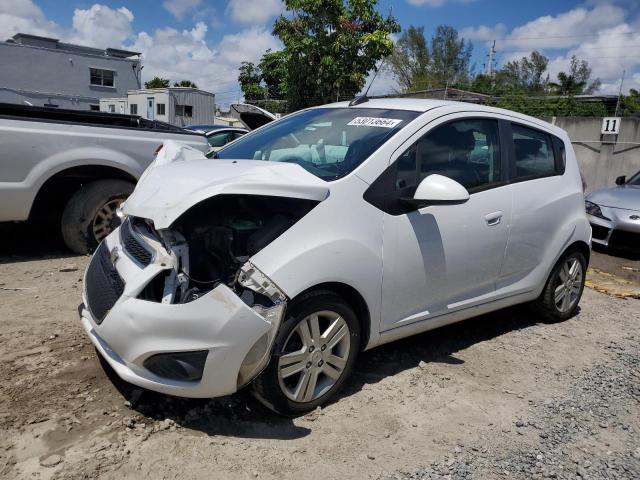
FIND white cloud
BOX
[0,0,61,39]
[70,5,134,48]
[162,0,202,21]
[225,0,284,24]
[407,0,476,7]
[466,5,640,94]
[504,5,626,50]
[128,24,280,104]
[460,23,507,42]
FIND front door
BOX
[147,97,155,120]
[377,116,512,331]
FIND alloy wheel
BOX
[554,257,583,313]
[92,198,125,242]
[277,310,351,403]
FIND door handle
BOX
[485,211,503,226]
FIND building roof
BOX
[127,87,215,96]
[7,33,140,58]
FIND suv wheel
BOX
[536,250,586,321]
[253,291,360,415]
[61,179,134,254]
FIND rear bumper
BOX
[80,230,276,398]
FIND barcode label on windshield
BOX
[347,117,403,128]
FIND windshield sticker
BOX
[347,117,403,128]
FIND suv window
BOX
[511,124,556,178]
[395,118,501,192]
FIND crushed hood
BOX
[587,185,640,212]
[123,141,329,229]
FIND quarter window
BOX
[395,118,501,192]
[511,124,556,178]
[89,68,114,87]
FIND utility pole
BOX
[485,40,496,76]
[614,70,626,117]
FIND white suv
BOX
[80,99,590,415]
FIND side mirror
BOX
[615,175,626,186]
[401,174,470,209]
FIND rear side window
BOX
[511,124,557,179]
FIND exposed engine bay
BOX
[134,194,318,307]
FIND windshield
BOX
[216,107,419,181]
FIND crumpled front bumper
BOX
[80,230,277,398]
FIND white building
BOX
[100,87,215,126]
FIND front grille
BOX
[609,230,640,250]
[590,223,610,240]
[86,241,124,324]
[121,219,152,267]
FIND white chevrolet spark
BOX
[80,98,590,415]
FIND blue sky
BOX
[2,0,639,106]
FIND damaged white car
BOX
[80,98,590,415]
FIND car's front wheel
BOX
[253,291,360,415]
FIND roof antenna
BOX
[349,58,386,106]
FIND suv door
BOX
[366,116,513,332]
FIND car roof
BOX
[205,127,248,134]
[317,98,565,137]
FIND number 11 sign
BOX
[601,117,621,135]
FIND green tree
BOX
[258,50,288,99]
[388,24,472,92]
[271,0,400,110]
[174,80,198,88]
[144,76,170,88]
[388,25,430,91]
[620,88,640,116]
[549,55,601,95]
[238,61,266,101]
[427,25,473,88]
[501,51,549,93]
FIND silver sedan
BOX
[586,170,640,250]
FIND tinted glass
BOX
[395,118,501,192]
[628,171,640,185]
[208,131,232,147]
[103,70,114,87]
[217,108,419,181]
[512,124,556,178]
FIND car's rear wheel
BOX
[536,250,586,321]
[253,291,360,415]
[61,179,134,254]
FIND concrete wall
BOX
[0,41,140,110]
[551,117,640,192]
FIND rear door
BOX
[498,122,570,292]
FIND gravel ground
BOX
[0,228,638,480]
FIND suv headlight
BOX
[585,200,610,220]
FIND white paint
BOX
[83,98,591,400]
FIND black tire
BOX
[535,250,587,322]
[253,290,360,416]
[61,179,134,254]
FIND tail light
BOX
[153,144,163,156]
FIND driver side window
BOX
[395,118,501,193]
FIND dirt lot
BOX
[1,230,639,480]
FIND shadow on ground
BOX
[97,303,547,440]
[0,221,74,264]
